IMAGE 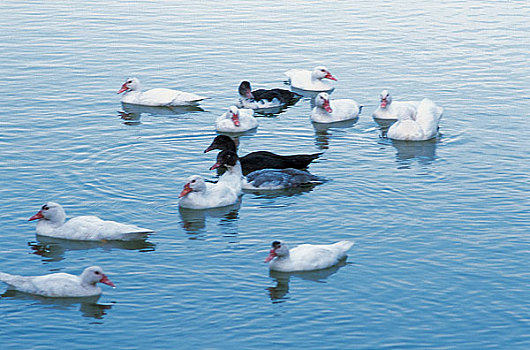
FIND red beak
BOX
[204,145,215,153]
[264,249,277,262]
[231,112,240,127]
[99,274,116,288]
[29,210,44,221]
[380,99,387,108]
[117,83,128,94]
[324,72,337,81]
[323,99,332,113]
[178,183,192,198]
[246,91,253,99]
[210,162,221,170]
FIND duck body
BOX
[284,66,337,92]
[29,202,153,241]
[216,106,258,133]
[178,175,241,210]
[0,266,115,297]
[118,77,207,107]
[372,90,419,120]
[212,150,322,190]
[243,168,322,190]
[237,81,300,109]
[204,135,321,175]
[265,241,354,272]
[311,92,361,123]
[387,98,443,141]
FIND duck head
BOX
[238,81,254,100]
[117,77,141,94]
[81,266,116,287]
[210,150,239,171]
[312,66,337,81]
[379,90,392,108]
[265,241,289,262]
[225,106,241,126]
[315,92,332,113]
[29,202,66,225]
[204,135,237,153]
[179,175,207,198]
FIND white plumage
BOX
[387,98,443,141]
[28,202,153,241]
[284,66,337,92]
[265,241,354,272]
[0,266,115,297]
[178,174,242,210]
[117,77,207,107]
[215,106,258,133]
[372,90,420,120]
[311,92,361,123]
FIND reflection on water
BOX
[391,138,438,168]
[28,236,156,263]
[178,200,241,236]
[374,118,439,167]
[1,290,114,320]
[119,102,205,125]
[267,259,348,303]
[313,119,359,150]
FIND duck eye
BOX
[94,271,100,275]
[42,205,49,210]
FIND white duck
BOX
[387,98,443,141]
[215,106,258,133]
[178,174,241,209]
[28,202,154,241]
[0,266,115,297]
[372,90,419,120]
[264,241,354,272]
[117,77,207,107]
[284,66,337,91]
[311,92,362,123]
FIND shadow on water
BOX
[118,102,205,125]
[178,200,241,237]
[267,259,348,303]
[313,119,359,150]
[1,290,115,320]
[28,236,156,262]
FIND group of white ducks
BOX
[1,66,444,298]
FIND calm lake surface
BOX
[1,1,529,349]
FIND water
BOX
[1,1,529,349]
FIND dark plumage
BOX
[213,150,323,190]
[245,168,322,189]
[204,135,322,175]
[238,81,301,106]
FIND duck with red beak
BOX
[215,106,258,133]
[310,92,362,123]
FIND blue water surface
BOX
[0,1,529,349]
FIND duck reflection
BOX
[1,289,114,319]
[267,259,348,303]
[119,102,205,125]
[313,119,359,150]
[28,236,155,262]
[391,138,438,167]
[178,200,241,236]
